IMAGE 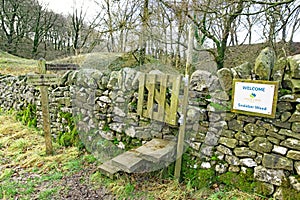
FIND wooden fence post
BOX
[174,75,189,180]
[38,58,53,155]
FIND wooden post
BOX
[175,24,193,180]
[38,58,53,155]
[185,25,194,76]
[174,75,189,180]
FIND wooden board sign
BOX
[46,63,79,71]
[27,74,59,86]
[231,79,279,118]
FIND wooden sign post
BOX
[27,60,57,155]
[27,60,79,155]
[39,66,53,155]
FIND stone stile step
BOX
[111,151,151,173]
[98,137,178,177]
[97,160,121,179]
[134,138,177,163]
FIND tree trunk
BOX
[139,0,149,65]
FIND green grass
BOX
[38,187,61,200]
[0,105,282,200]
[0,50,38,75]
[0,112,85,199]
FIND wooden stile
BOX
[137,73,182,126]
[136,72,189,179]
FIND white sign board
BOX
[232,79,279,118]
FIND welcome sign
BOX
[231,79,279,118]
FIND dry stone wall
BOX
[189,49,300,198]
[0,74,37,111]
[1,48,300,198]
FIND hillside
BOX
[0,50,38,75]
[224,42,300,68]
[1,42,300,76]
[0,51,181,76]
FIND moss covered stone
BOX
[218,170,256,193]
[281,112,292,122]
[254,47,276,80]
[254,182,275,196]
[225,155,240,165]
[266,130,286,140]
[217,68,233,91]
[292,122,300,133]
[219,137,238,149]
[272,57,287,86]
[277,102,293,112]
[286,150,300,160]
[278,128,300,140]
[281,138,300,151]
[228,119,244,131]
[288,54,300,79]
[254,166,286,186]
[244,123,266,136]
[262,153,293,170]
[231,62,253,79]
[235,131,253,142]
[249,137,273,154]
[234,147,256,158]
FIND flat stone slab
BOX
[98,160,121,178]
[102,138,178,174]
[135,138,177,163]
[111,151,146,173]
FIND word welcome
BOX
[242,86,265,92]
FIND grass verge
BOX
[0,111,275,200]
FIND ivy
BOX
[16,104,37,128]
[56,111,81,148]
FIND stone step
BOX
[100,137,178,176]
[98,160,121,179]
[111,150,151,173]
[135,138,177,163]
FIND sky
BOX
[38,0,98,19]
[39,0,299,43]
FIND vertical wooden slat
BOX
[39,59,53,155]
[137,73,145,116]
[145,74,156,119]
[153,74,167,122]
[165,75,181,125]
[174,75,189,179]
[158,74,167,121]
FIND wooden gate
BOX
[136,72,189,179]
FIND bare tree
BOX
[189,0,245,69]
[159,0,296,69]
[69,6,103,55]
[0,0,32,54]
[139,0,149,65]
[31,1,57,58]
